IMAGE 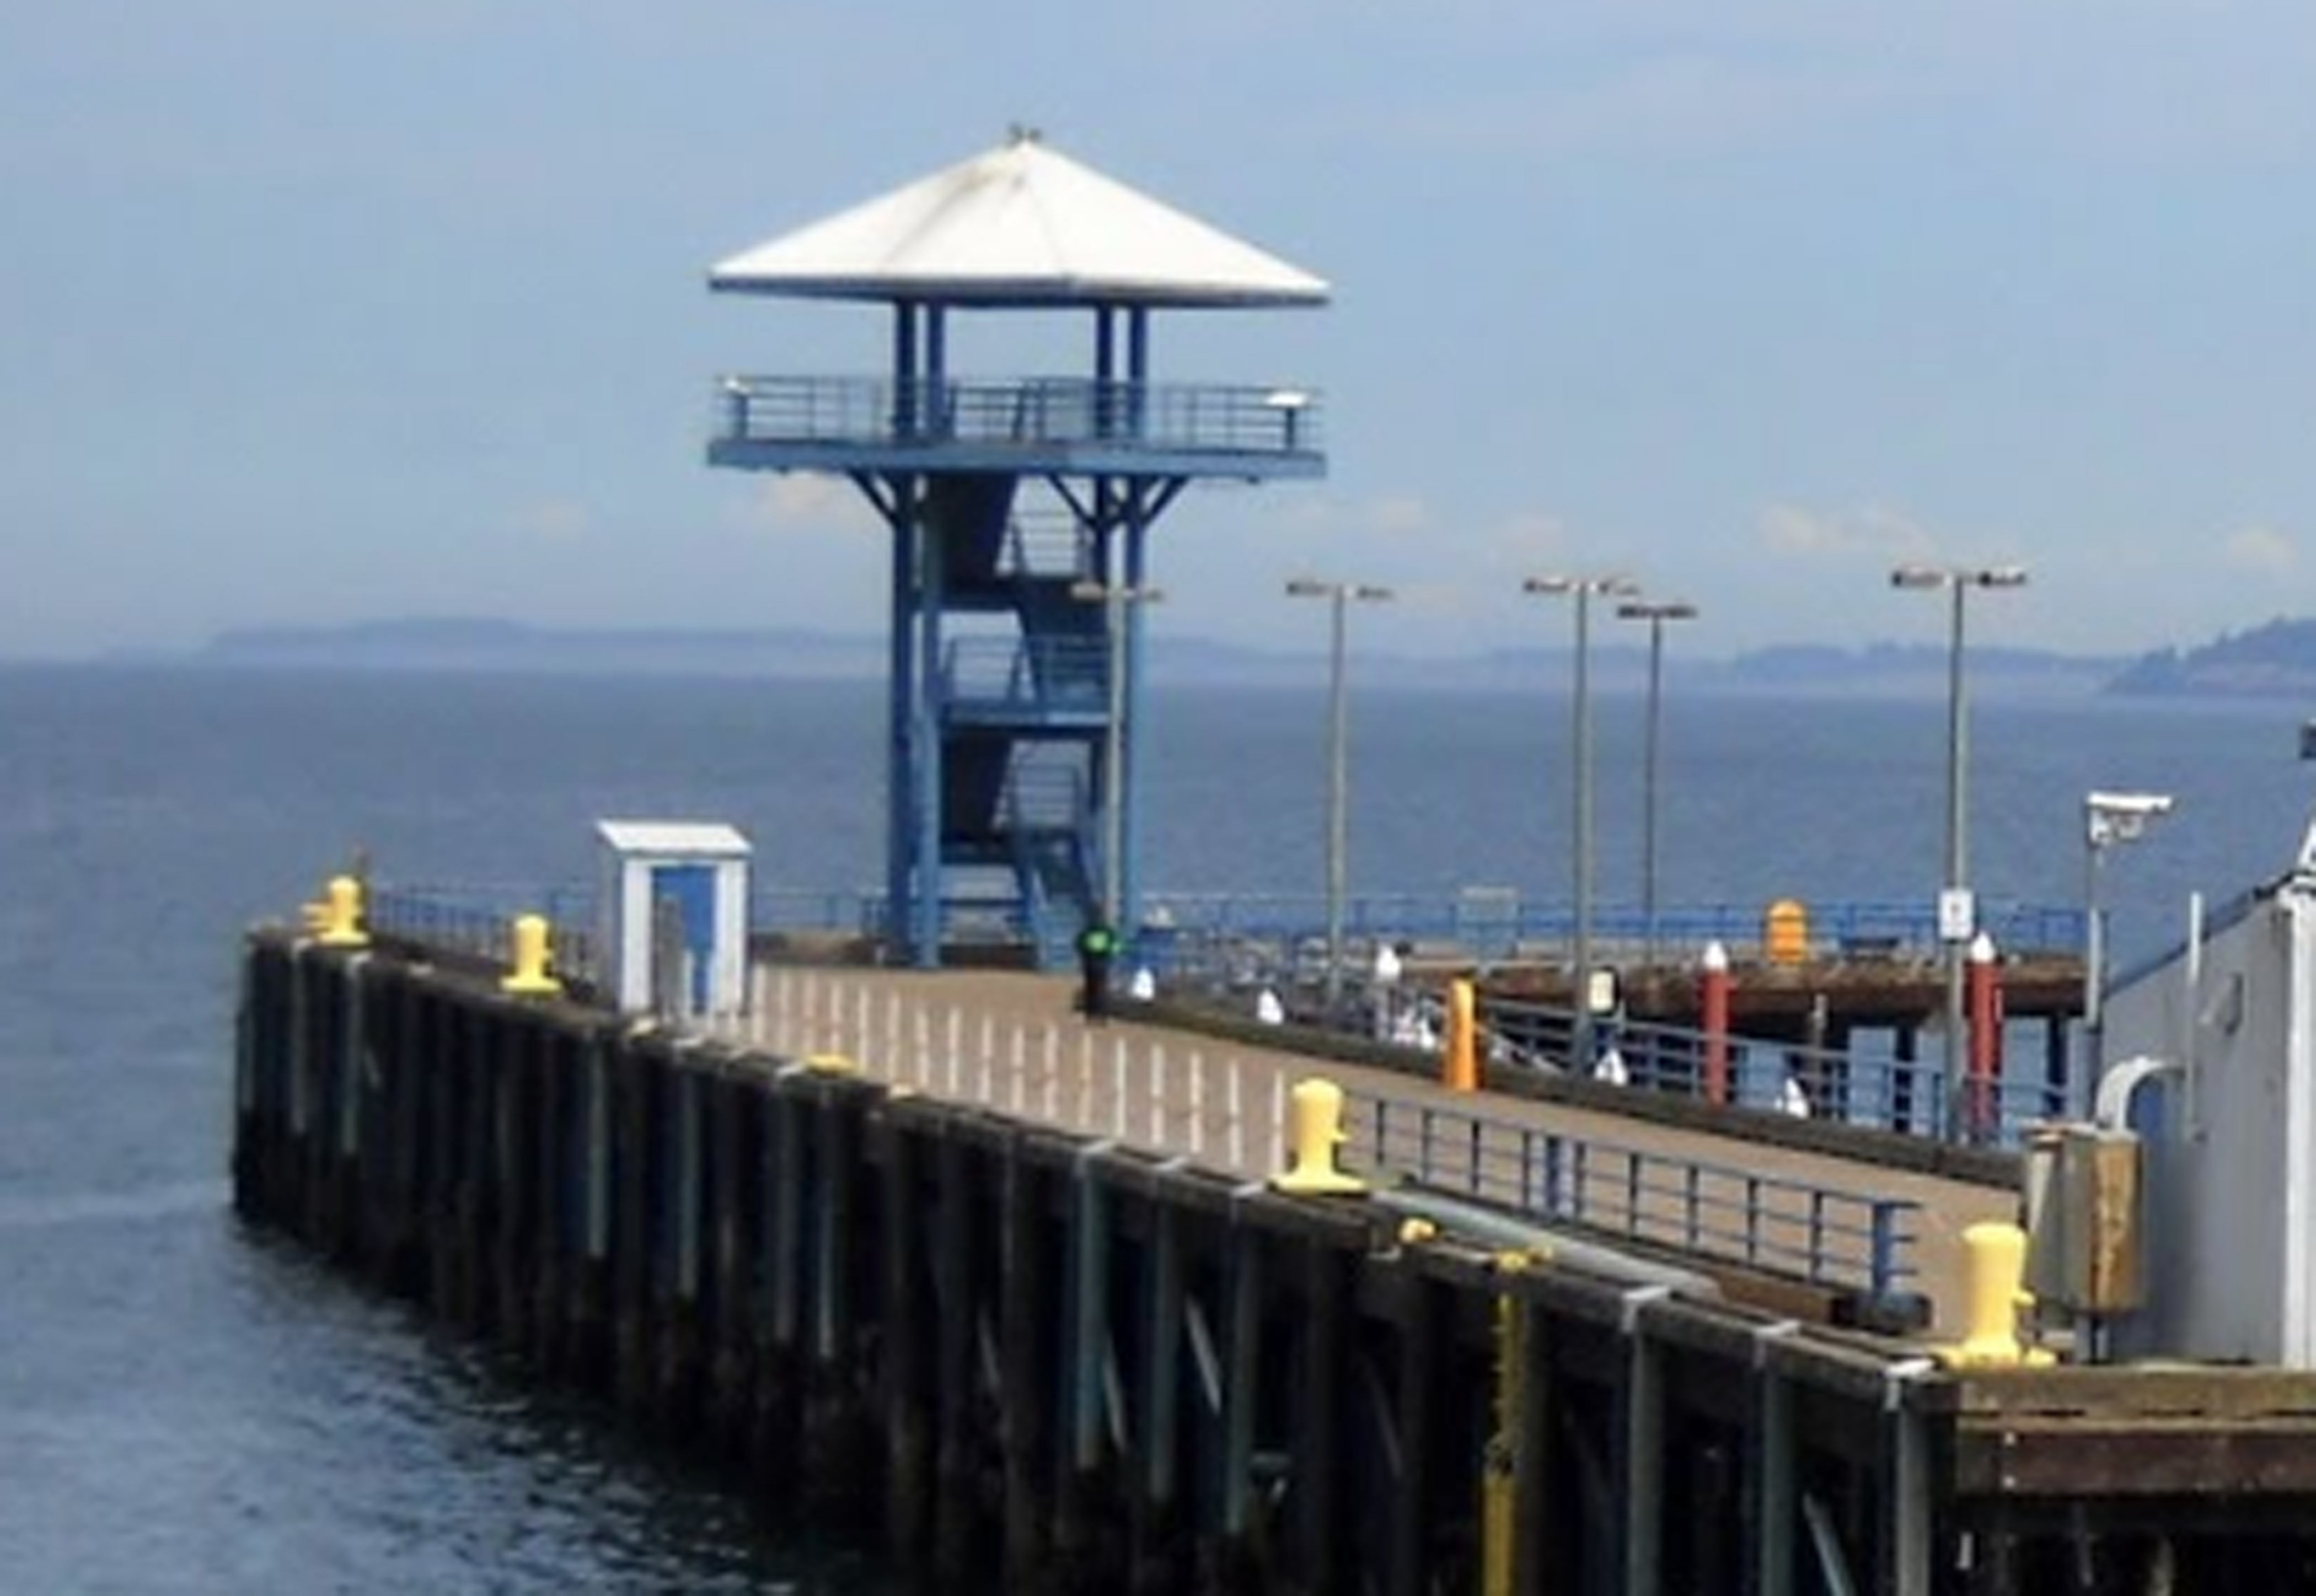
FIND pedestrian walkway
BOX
[708,962,2013,1333]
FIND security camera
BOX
[2088,792,2174,819]
[2086,791,2175,847]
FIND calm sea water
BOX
[3,662,2311,1591]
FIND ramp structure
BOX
[709,130,1327,966]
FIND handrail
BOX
[360,881,2076,1147]
[1138,889,2083,960]
[1344,1092,1919,1302]
[943,635,1108,714]
[364,882,603,987]
[715,374,1325,458]
[1477,993,2066,1148]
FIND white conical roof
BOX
[710,131,1328,309]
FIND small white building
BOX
[596,820,752,1022]
[2101,831,2316,1366]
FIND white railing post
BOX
[1227,1058,1245,1171]
[1189,1051,1206,1160]
[1113,1041,1129,1140]
[1270,1073,1288,1170]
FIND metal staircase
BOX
[935,496,1108,960]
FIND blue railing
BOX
[1346,1094,1920,1302]
[365,882,603,984]
[714,375,1323,459]
[943,635,1109,717]
[1139,889,2083,962]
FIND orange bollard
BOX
[1698,941,1731,1105]
[1763,898,1808,965]
[1443,978,1478,1092]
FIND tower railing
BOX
[942,635,1110,718]
[714,375,1323,459]
[1004,509,1091,582]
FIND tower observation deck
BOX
[708,131,1328,968]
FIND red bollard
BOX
[1967,932,2003,1137]
[1700,941,1731,1106]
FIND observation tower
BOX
[708,131,1328,968]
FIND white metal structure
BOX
[2103,827,2316,1365]
[710,130,1329,308]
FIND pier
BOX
[224,133,2316,1593]
[234,916,2316,1593]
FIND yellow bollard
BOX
[1937,1220,2055,1368]
[499,913,564,996]
[1270,1077,1368,1196]
[1443,978,1478,1093]
[312,874,368,948]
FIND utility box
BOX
[596,820,752,1021]
[2024,1124,2144,1315]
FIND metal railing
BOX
[988,508,1090,583]
[1478,993,2070,1147]
[364,882,603,987]
[1140,889,2084,963]
[357,881,2079,1147]
[1346,1094,1920,1302]
[343,897,1927,1299]
[943,635,1109,716]
[731,968,1918,1303]
[714,375,1324,459]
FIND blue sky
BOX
[6,1,2314,662]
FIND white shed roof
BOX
[595,820,753,859]
[709,132,1328,310]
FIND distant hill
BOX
[196,620,883,679]
[1715,642,2120,698]
[2108,618,2316,698]
[174,617,2127,698]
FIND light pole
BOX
[1616,599,1699,969]
[1287,577,1393,1014]
[1525,573,1638,1066]
[1070,578,1164,929]
[2082,790,2174,1111]
[1891,562,2028,1138]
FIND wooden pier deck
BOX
[721,963,2014,1335]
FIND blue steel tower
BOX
[707,132,1328,968]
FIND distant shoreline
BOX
[18,614,2306,703]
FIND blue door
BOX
[651,864,717,1013]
